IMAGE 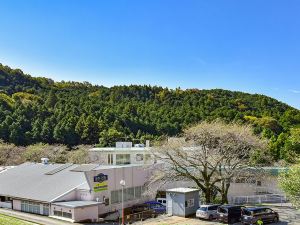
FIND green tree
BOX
[279,164,300,208]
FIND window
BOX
[108,154,114,165]
[136,154,144,162]
[185,199,194,208]
[54,210,62,217]
[111,185,144,204]
[134,186,142,198]
[124,187,134,201]
[208,205,218,210]
[43,204,49,215]
[116,154,130,165]
[199,206,208,211]
[62,212,72,219]
[21,201,40,214]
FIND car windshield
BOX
[242,210,252,216]
[151,203,163,209]
[199,207,208,211]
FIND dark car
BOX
[217,205,243,224]
[131,203,149,214]
[241,207,279,225]
[144,201,166,214]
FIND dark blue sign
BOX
[94,173,108,183]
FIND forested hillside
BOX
[0,63,300,163]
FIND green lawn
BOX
[0,214,37,225]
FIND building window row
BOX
[108,154,114,165]
[21,201,40,214]
[116,154,131,165]
[111,186,145,204]
[53,210,72,219]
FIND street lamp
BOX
[120,179,126,225]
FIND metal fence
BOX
[119,210,158,224]
[231,194,287,205]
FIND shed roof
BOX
[52,201,101,208]
[167,188,199,193]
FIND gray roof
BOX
[70,164,99,172]
[167,188,199,193]
[92,164,146,170]
[52,201,101,208]
[0,162,90,203]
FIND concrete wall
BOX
[73,206,98,222]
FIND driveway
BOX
[132,205,300,225]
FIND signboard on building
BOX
[93,173,108,192]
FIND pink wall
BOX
[12,199,21,211]
[73,206,98,222]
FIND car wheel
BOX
[273,216,279,223]
[208,215,213,220]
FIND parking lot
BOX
[131,205,300,225]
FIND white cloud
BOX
[289,89,300,94]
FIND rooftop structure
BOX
[89,141,154,165]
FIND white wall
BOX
[83,165,152,215]
[50,204,75,220]
[12,199,21,211]
[54,190,77,202]
[73,206,98,222]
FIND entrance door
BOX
[167,200,173,216]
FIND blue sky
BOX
[0,0,299,109]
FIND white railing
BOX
[0,201,12,209]
[230,194,287,205]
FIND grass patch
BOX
[0,214,37,225]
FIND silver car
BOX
[196,204,220,220]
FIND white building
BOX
[89,141,154,165]
[0,161,152,223]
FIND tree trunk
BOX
[220,179,230,204]
[204,188,212,203]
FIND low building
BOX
[0,161,151,223]
[166,188,199,217]
[89,141,154,165]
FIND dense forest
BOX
[0,63,300,163]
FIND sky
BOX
[0,0,299,109]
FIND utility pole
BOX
[120,179,126,225]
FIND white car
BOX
[196,204,220,220]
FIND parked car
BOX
[144,201,166,214]
[241,207,279,224]
[217,205,243,224]
[131,203,149,214]
[196,204,220,220]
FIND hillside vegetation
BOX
[0,63,300,163]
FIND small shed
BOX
[166,188,199,217]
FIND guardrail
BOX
[231,194,287,205]
[119,210,158,224]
